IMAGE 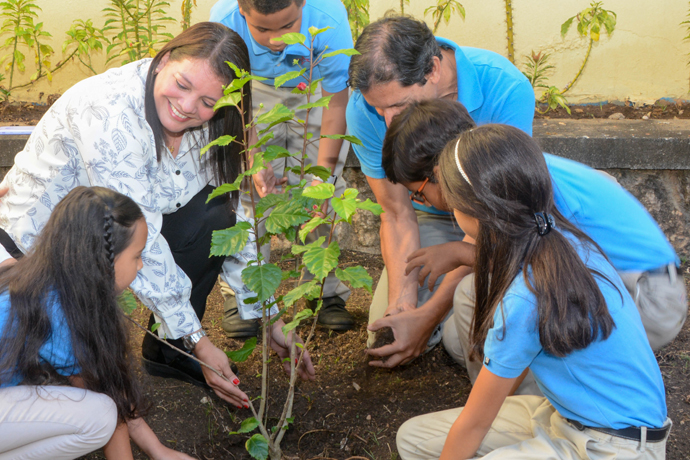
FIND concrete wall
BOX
[5,0,690,104]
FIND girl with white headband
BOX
[396,124,670,460]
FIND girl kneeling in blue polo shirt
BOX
[397,124,670,460]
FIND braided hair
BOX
[0,186,147,422]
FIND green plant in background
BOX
[424,0,465,34]
[102,0,175,65]
[521,50,570,114]
[62,19,107,76]
[0,0,53,97]
[205,27,380,460]
[504,0,515,64]
[560,0,616,94]
[180,0,196,31]
[341,0,369,42]
[399,0,410,15]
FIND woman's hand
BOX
[253,162,287,197]
[127,417,197,460]
[269,319,316,381]
[193,337,249,408]
[405,241,476,291]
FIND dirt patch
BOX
[3,98,690,126]
[76,249,690,460]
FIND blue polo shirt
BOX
[547,153,678,272]
[0,291,80,387]
[346,37,534,214]
[484,233,667,430]
[210,0,352,92]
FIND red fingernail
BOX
[244,404,249,409]
[237,405,242,409]
[243,398,248,402]
[233,378,240,385]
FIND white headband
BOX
[454,138,472,187]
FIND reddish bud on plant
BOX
[297,82,307,91]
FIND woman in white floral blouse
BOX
[0,22,315,410]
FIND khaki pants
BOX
[0,386,117,460]
[397,395,670,460]
[368,211,464,348]
[220,80,351,301]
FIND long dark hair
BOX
[0,186,147,422]
[437,125,615,359]
[348,13,441,92]
[145,21,250,205]
[382,99,476,184]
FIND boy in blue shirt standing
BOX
[210,0,355,334]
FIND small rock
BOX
[642,115,649,120]
[201,397,210,404]
[608,113,625,120]
[366,415,371,421]
[679,110,685,115]
[352,382,361,391]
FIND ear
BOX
[425,56,443,85]
[433,164,441,178]
[155,51,171,74]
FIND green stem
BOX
[562,38,592,94]
[11,48,79,90]
[505,0,515,64]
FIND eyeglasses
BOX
[410,178,429,205]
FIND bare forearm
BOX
[419,265,473,323]
[380,215,421,310]
[103,423,134,460]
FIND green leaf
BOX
[263,145,292,162]
[226,337,257,363]
[210,222,252,257]
[231,416,260,434]
[242,264,282,301]
[309,26,332,37]
[249,132,275,151]
[320,134,363,146]
[283,280,320,307]
[298,217,328,243]
[296,95,333,111]
[285,225,297,242]
[292,236,326,255]
[302,183,334,200]
[303,241,340,280]
[214,92,242,110]
[322,48,361,58]
[226,60,243,78]
[356,199,384,216]
[331,196,357,222]
[283,308,315,334]
[561,16,575,37]
[256,104,294,128]
[274,68,306,88]
[256,192,289,218]
[200,135,235,156]
[272,32,306,45]
[207,177,243,202]
[336,266,373,293]
[246,433,269,460]
[265,200,311,233]
[342,188,359,200]
[304,165,331,181]
[118,290,137,315]
[151,323,161,333]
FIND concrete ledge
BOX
[344,119,690,170]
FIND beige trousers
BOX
[220,80,351,301]
[397,395,671,460]
[0,385,118,460]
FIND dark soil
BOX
[3,98,690,125]
[75,248,690,460]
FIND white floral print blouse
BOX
[0,59,267,339]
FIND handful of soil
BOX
[366,326,395,364]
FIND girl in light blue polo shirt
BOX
[396,125,670,460]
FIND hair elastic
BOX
[534,212,555,236]
[453,138,472,187]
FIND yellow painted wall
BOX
[4,0,689,104]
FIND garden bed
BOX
[77,248,690,460]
